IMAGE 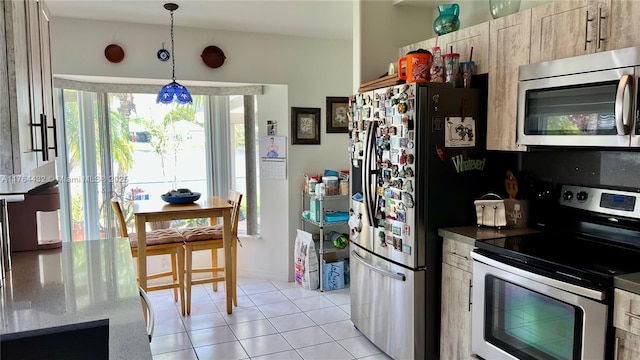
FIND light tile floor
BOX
[148,278,392,360]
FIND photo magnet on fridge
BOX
[445,117,476,147]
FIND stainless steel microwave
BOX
[517,46,640,147]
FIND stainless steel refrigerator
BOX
[348,82,491,359]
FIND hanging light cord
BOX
[170,9,176,82]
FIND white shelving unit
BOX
[300,192,349,291]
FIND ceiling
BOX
[46,0,355,40]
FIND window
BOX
[57,88,260,241]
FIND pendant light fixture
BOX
[157,3,192,104]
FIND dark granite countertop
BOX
[438,226,542,247]
[614,273,640,295]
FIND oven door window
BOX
[524,81,620,136]
[485,275,583,360]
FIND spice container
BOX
[443,52,460,86]
[339,180,349,195]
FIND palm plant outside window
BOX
[58,89,259,241]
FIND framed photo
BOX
[291,107,321,144]
[326,96,349,133]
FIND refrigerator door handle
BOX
[351,250,406,281]
[362,121,378,227]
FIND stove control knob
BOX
[577,191,588,202]
[562,191,573,201]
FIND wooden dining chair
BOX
[111,199,187,316]
[179,190,242,315]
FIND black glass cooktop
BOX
[475,222,640,290]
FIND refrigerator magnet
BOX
[386,234,394,246]
[436,144,445,161]
[404,166,414,177]
[392,222,402,236]
[402,244,412,255]
[396,210,406,223]
[393,237,403,251]
[403,193,414,208]
[404,179,413,192]
[391,165,400,178]
[406,154,414,164]
[445,117,476,147]
[399,150,407,165]
[378,231,387,247]
[403,224,410,236]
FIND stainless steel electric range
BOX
[471,184,640,360]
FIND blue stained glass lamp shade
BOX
[157,80,193,104]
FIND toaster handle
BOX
[615,74,631,135]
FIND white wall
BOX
[50,18,352,282]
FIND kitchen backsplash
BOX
[521,149,640,191]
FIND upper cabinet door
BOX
[38,1,56,161]
[441,22,490,74]
[605,0,640,51]
[487,9,532,152]
[530,0,610,64]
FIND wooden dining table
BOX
[134,197,235,313]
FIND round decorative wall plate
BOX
[104,44,125,63]
[157,49,170,62]
[201,45,226,68]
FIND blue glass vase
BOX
[433,3,460,35]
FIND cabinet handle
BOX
[597,7,605,49]
[41,114,49,162]
[447,251,469,261]
[48,116,58,157]
[614,336,619,360]
[584,11,594,50]
[30,114,48,161]
[625,311,640,323]
[468,279,473,312]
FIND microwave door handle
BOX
[615,74,632,135]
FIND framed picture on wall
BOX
[326,97,349,133]
[291,107,321,144]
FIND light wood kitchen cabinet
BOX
[487,9,531,151]
[615,328,640,360]
[530,0,610,63]
[606,0,640,51]
[614,289,640,359]
[440,22,489,74]
[0,0,56,175]
[440,238,474,360]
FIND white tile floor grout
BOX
[148,277,392,360]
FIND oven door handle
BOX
[615,74,631,135]
[471,251,606,301]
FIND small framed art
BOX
[326,96,349,133]
[291,107,321,144]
